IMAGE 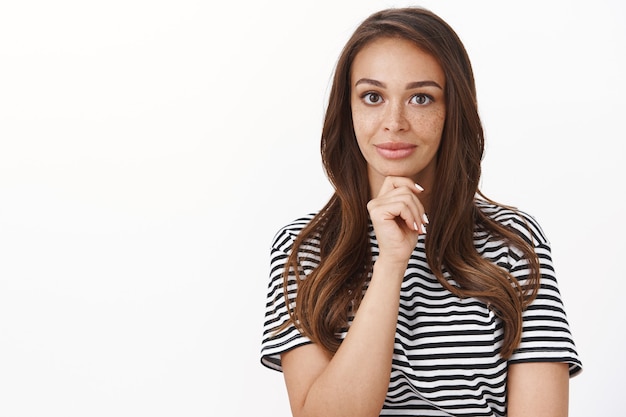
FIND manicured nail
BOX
[422,213,429,224]
[421,224,427,234]
[415,183,424,191]
[413,222,419,231]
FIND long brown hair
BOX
[282,7,540,359]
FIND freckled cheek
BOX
[410,109,446,141]
[351,109,377,138]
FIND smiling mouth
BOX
[375,142,417,159]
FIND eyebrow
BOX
[354,78,443,90]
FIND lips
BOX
[375,142,417,159]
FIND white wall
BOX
[0,0,623,415]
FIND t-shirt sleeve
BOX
[260,223,313,372]
[507,217,582,377]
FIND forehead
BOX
[351,37,445,87]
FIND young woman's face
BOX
[350,37,446,196]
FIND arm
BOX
[507,362,570,417]
[282,260,406,417]
[282,177,427,417]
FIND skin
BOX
[508,362,570,417]
[281,36,570,417]
[351,36,446,207]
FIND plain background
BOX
[0,0,624,415]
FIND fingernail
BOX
[421,224,427,234]
[415,183,424,191]
[422,213,429,224]
[413,222,419,231]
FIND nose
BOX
[383,101,409,132]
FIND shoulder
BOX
[271,212,318,254]
[475,199,549,247]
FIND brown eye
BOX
[363,92,382,104]
[411,94,433,105]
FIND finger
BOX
[372,200,420,233]
[376,176,425,198]
[378,187,426,231]
[368,192,425,233]
[381,177,428,233]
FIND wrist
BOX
[372,256,409,283]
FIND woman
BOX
[261,7,581,417]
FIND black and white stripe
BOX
[261,200,582,416]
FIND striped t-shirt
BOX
[261,199,582,416]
